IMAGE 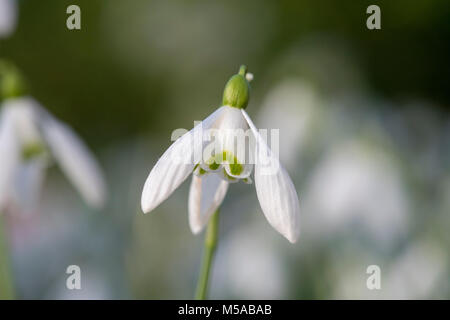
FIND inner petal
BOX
[197,107,255,183]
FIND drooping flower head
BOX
[0,61,106,212]
[141,66,300,243]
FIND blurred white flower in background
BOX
[384,239,447,299]
[304,140,410,248]
[257,79,322,171]
[331,245,385,299]
[212,223,287,299]
[0,97,106,213]
[46,269,112,300]
[9,174,129,299]
[0,0,17,38]
[331,238,447,299]
[10,156,47,213]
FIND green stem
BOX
[195,209,220,300]
[0,213,15,299]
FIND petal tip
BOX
[286,233,299,244]
[140,198,152,214]
[189,223,203,235]
[140,191,152,214]
[284,224,300,243]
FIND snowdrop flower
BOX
[0,63,106,211]
[141,66,300,243]
[0,0,17,38]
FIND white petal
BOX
[0,0,17,38]
[242,109,300,243]
[2,97,42,146]
[0,105,20,209]
[188,173,228,234]
[38,108,106,209]
[11,157,48,214]
[141,107,227,213]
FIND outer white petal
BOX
[0,0,17,38]
[11,157,48,214]
[4,97,42,145]
[188,173,228,234]
[242,109,300,243]
[0,105,20,209]
[141,106,227,213]
[37,107,106,209]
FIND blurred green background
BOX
[0,0,449,299]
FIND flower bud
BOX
[222,65,250,109]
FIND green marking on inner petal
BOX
[229,162,243,176]
[205,155,220,171]
[198,168,206,175]
[209,161,220,171]
[223,169,236,181]
[22,142,46,160]
[205,151,244,176]
[220,150,243,176]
